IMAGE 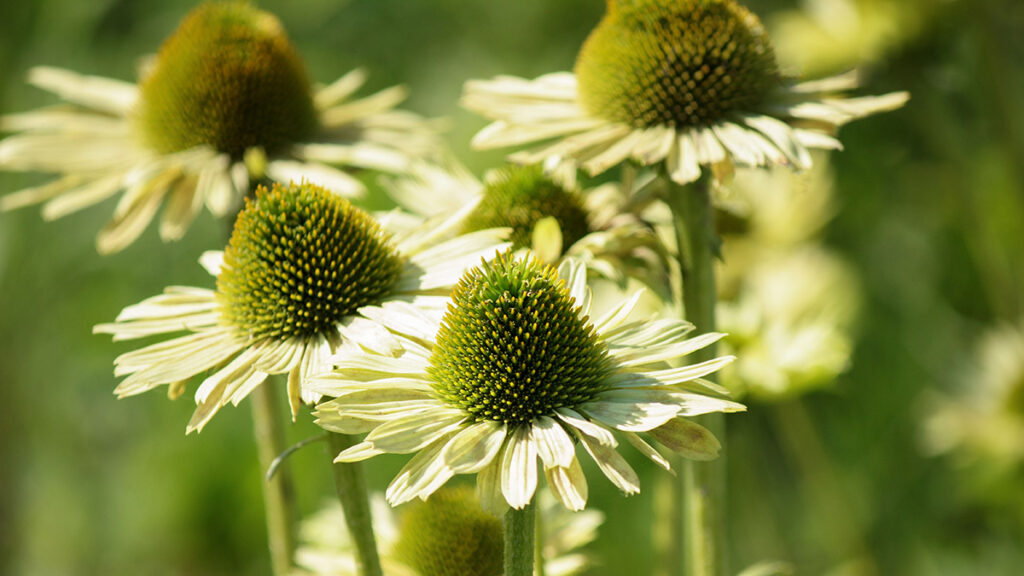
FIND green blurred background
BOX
[1,0,1022,574]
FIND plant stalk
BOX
[667,174,725,576]
[250,381,298,576]
[328,433,384,576]
[504,499,536,576]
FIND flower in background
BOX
[0,2,439,253]
[463,0,907,186]
[294,486,602,576]
[770,0,928,76]
[386,160,669,295]
[712,159,861,399]
[314,254,742,511]
[923,322,1024,498]
[94,182,508,431]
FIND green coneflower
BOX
[94,181,508,430]
[0,2,438,253]
[294,487,602,576]
[312,253,742,511]
[386,160,669,291]
[462,0,908,185]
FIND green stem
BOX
[250,381,298,576]
[667,174,725,576]
[534,497,546,576]
[328,433,384,576]
[504,499,536,576]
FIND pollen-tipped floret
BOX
[429,253,613,426]
[575,0,780,128]
[462,165,591,253]
[391,486,504,576]
[137,2,317,157]
[218,182,403,340]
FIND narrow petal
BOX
[578,433,640,495]
[648,418,721,461]
[501,426,538,509]
[545,456,588,511]
[441,420,508,473]
[531,416,576,469]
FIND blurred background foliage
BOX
[1,0,1022,574]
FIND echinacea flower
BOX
[313,253,743,511]
[294,486,602,576]
[713,160,860,399]
[0,2,438,253]
[94,181,508,432]
[387,160,668,290]
[462,0,908,185]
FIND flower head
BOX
[576,0,779,129]
[463,0,908,185]
[313,254,742,511]
[94,181,508,431]
[137,2,317,157]
[0,2,439,253]
[386,160,670,293]
[462,164,591,253]
[294,487,602,576]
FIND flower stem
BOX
[250,381,298,576]
[666,173,725,576]
[504,499,536,576]
[534,497,547,576]
[327,433,384,576]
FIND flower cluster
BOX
[0,0,913,575]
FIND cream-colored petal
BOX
[27,66,137,115]
[266,159,365,198]
[314,68,368,110]
[555,408,617,447]
[357,302,440,345]
[578,433,640,495]
[0,175,87,211]
[159,172,202,241]
[365,409,465,454]
[666,132,701,185]
[476,450,508,515]
[41,175,123,221]
[500,426,539,509]
[320,85,408,128]
[622,431,671,471]
[532,416,576,469]
[441,420,508,473]
[557,258,591,318]
[294,143,409,173]
[385,435,455,505]
[199,251,224,277]
[334,441,387,462]
[545,456,588,511]
[583,398,680,432]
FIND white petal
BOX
[578,433,640,495]
[500,426,538,509]
[545,457,588,511]
[27,66,137,115]
[555,408,617,447]
[441,420,508,473]
[531,416,576,469]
